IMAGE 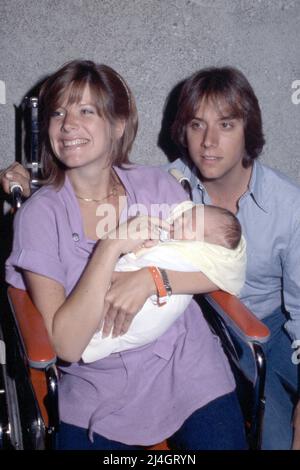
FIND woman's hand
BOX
[102,215,170,257]
[0,162,31,197]
[100,215,170,337]
[102,268,156,338]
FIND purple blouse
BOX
[6,164,235,446]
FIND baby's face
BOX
[170,206,205,241]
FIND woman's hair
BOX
[171,66,265,167]
[39,60,138,187]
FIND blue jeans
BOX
[234,307,299,450]
[56,391,247,450]
[168,391,247,450]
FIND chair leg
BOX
[45,365,59,430]
[247,343,266,450]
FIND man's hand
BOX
[102,269,156,338]
[0,162,31,197]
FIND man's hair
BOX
[39,59,138,187]
[171,66,265,167]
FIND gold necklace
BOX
[75,170,120,203]
[75,185,118,203]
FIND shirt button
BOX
[72,233,80,242]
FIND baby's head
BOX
[203,205,241,249]
[170,203,241,249]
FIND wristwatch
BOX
[147,266,172,306]
[158,268,172,297]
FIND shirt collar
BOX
[58,169,134,254]
[182,159,269,213]
[246,161,269,213]
[113,164,136,206]
[178,157,205,191]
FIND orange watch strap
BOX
[147,266,167,306]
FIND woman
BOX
[5,60,246,450]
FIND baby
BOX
[169,200,241,248]
[82,201,246,362]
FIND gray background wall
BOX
[1,0,300,181]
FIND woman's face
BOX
[48,84,120,171]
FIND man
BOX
[165,66,300,450]
[1,66,300,449]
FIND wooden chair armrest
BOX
[205,291,270,343]
[7,287,56,369]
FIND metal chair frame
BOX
[0,286,269,450]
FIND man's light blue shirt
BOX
[164,158,300,342]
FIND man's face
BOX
[185,98,246,183]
